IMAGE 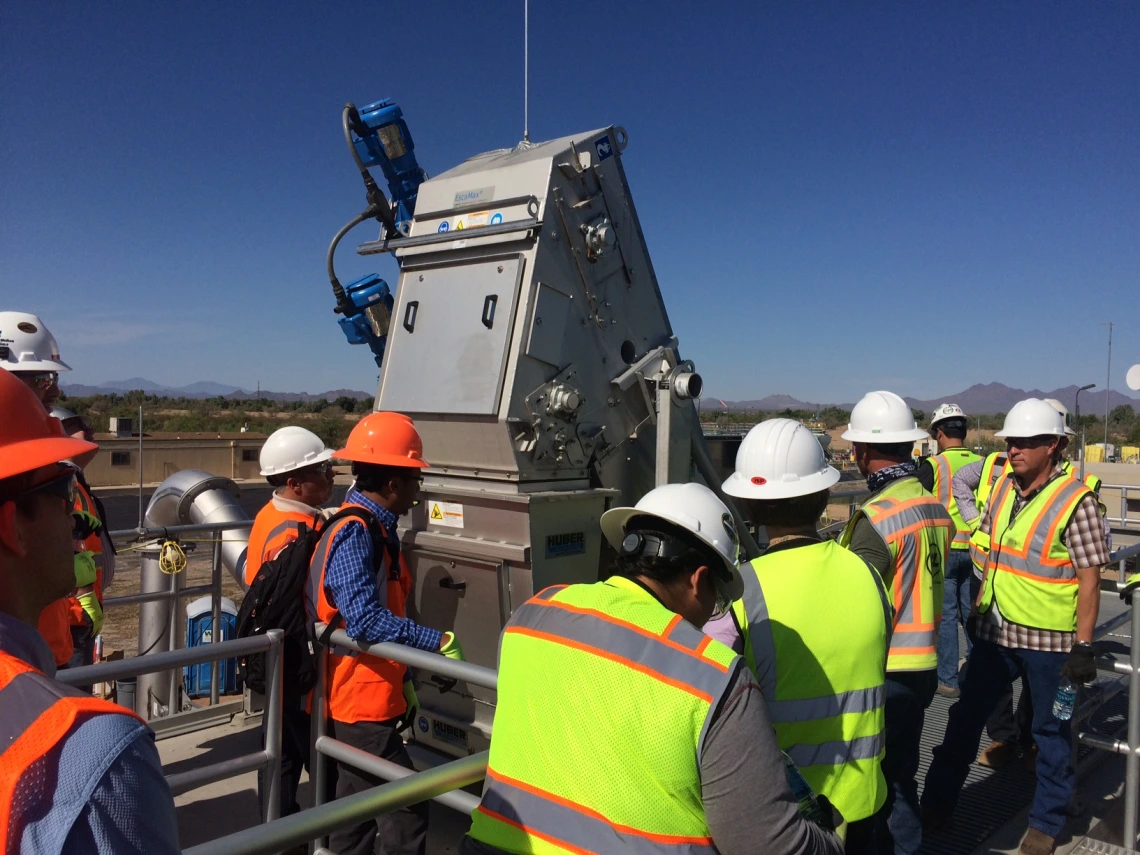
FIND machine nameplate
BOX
[432,719,469,749]
[428,501,465,528]
[545,531,586,559]
[453,186,494,207]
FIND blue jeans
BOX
[881,669,938,855]
[936,549,974,688]
[922,639,1073,838]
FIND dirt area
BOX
[101,543,246,660]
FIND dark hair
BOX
[935,418,968,441]
[352,462,418,494]
[740,489,829,528]
[863,441,913,460]
[610,516,724,584]
[266,473,288,488]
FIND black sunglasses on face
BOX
[4,471,77,508]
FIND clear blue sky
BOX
[3,2,1137,402]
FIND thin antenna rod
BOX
[524,0,530,142]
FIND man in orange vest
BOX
[0,367,179,853]
[307,412,465,855]
[246,425,337,818]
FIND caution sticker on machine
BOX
[464,211,490,228]
[428,501,464,528]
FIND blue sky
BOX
[3,2,1137,402]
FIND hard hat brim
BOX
[259,447,336,477]
[993,428,1067,438]
[0,436,98,481]
[600,506,744,601]
[721,466,841,500]
[840,427,929,443]
[333,448,431,468]
[2,358,71,372]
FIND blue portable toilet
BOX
[184,596,239,697]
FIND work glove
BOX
[395,679,420,734]
[815,794,846,841]
[439,632,465,661]
[77,591,104,636]
[1062,641,1097,685]
[72,509,102,540]
[74,551,98,588]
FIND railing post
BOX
[311,639,331,853]
[264,629,284,823]
[1122,595,1140,847]
[210,536,223,707]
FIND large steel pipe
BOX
[137,470,250,718]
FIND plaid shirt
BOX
[323,490,442,651]
[977,464,1110,652]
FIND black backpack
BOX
[236,506,389,699]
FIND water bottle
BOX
[783,752,826,825]
[1053,675,1077,721]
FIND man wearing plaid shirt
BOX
[922,400,1110,855]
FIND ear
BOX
[0,502,30,558]
[689,564,710,597]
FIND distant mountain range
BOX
[61,378,372,401]
[700,382,1140,416]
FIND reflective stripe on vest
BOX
[0,650,146,846]
[929,449,982,548]
[840,478,952,672]
[734,540,889,821]
[975,452,1009,519]
[468,579,737,854]
[306,502,411,724]
[979,471,1090,632]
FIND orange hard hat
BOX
[0,368,97,481]
[335,411,430,469]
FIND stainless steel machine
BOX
[350,126,747,756]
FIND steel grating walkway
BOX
[915,600,1133,855]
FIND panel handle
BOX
[482,294,498,329]
[439,577,467,594]
[403,300,419,333]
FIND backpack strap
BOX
[315,506,401,641]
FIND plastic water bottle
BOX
[1053,676,1077,721]
[783,752,826,825]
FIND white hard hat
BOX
[930,403,967,428]
[995,399,1067,439]
[600,483,744,602]
[0,312,71,372]
[260,426,335,476]
[722,418,840,500]
[1042,398,1077,437]
[841,391,928,443]
[49,406,79,421]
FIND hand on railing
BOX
[439,632,466,661]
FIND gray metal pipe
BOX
[320,625,498,689]
[1125,598,1140,846]
[136,470,251,718]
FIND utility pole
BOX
[1076,383,1096,481]
[1103,322,1113,455]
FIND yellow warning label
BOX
[427,501,464,528]
[455,220,465,230]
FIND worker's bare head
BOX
[1005,434,1068,478]
[267,460,334,507]
[613,517,727,628]
[851,441,913,476]
[738,489,830,531]
[0,465,79,623]
[352,462,423,515]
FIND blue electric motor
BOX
[337,273,394,368]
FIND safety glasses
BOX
[3,470,78,509]
[14,371,59,390]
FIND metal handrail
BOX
[107,520,253,541]
[182,751,489,855]
[58,630,286,822]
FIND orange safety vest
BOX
[245,498,319,587]
[308,501,413,724]
[36,600,74,667]
[0,648,146,844]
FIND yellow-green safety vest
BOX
[467,576,739,854]
[839,477,952,672]
[978,471,1092,632]
[733,540,890,823]
[927,448,983,550]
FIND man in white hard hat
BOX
[837,391,953,855]
[916,404,982,699]
[462,482,845,855]
[710,419,891,853]
[245,425,338,818]
[0,311,70,410]
[923,399,1110,855]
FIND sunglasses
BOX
[4,470,78,508]
[15,371,59,389]
[1005,436,1055,450]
